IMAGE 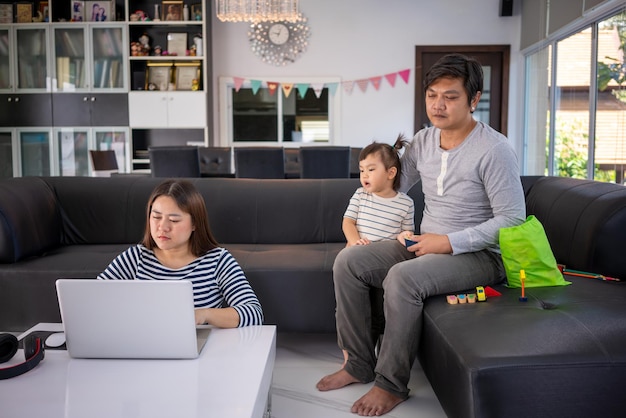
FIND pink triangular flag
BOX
[267,81,279,96]
[398,69,411,84]
[342,81,354,95]
[282,83,294,98]
[233,76,246,92]
[356,79,369,93]
[384,73,397,87]
[369,76,382,91]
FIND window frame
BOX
[217,76,342,148]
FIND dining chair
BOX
[198,147,234,177]
[299,146,351,179]
[234,147,285,179]
[148,146,201,178]
[89,150,119,177]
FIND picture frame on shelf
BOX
[146,61,173,92]
[71,1,85,21]
[174,61,201,91]
[16,3,33,23]
[38,0,49,21]
[0,3,12,23]
[86,0,113,22]
[166,32,187,56]
[162,0,183,21]
[191,3,202,21]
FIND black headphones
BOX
[0,333,45,380]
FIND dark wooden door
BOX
[415,45,510,136]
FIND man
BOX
[316,54,526,416]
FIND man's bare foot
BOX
[351,386,405,416]
[316,368,360,391]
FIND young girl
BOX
[340,135,415,365]
[343,135,415,247]
[98,179,263,328]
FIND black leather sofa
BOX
[1,175,625,418]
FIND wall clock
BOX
[248,14,310,66]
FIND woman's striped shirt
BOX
[98,245,263,327]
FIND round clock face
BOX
[268,23,289,45]
[248,14,310,66]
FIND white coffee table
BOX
[0,323,276,418]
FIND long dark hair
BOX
[359,134,408,191]
[142,179,219,256]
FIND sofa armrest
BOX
[0,178,61,263]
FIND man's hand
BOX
[406,233,452,255]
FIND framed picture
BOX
[146,61,172,92]
[16,3,33,23]
[86,0,112,22]
[166,32,187,56]
[0,3,12,23]
[162,0,182,21]
[38,0,48,21]
[190,3,202,21]
[71,1,84,21]
[174,61,201,91]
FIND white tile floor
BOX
[270,333,447,418]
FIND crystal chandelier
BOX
[215,0,299,22]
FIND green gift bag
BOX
[499,215,571,288]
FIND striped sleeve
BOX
[214,249,264,327]
[97,246,141,280]
[343,188,362,221]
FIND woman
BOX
[98,179,263,328]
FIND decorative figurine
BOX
[153,45,162,56]
[139,32,150,55]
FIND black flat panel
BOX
[0,94,52,127]
[52,94,92,126]
[52,93,128,126]
[90,93,128,126]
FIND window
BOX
[218,77,341,146]
[523,7,626,183]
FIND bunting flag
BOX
[234,68,411,96]
[342,81,355,95]
[326,82,339,96]
[282,83,294,97]
[311,83,325,98]
[369,76,382,91]
[384,72,397,87]
[356,79,369,93]
[250,79,263,95]
[399,68,411,84]
[233,76,246,92]
[267,81,279,96]
[296,83,309,98]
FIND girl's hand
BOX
[347,237,371,247]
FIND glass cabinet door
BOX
[0,130,13,178]
[19,130,51,176]
[55,128,89,176]
[0,27,11,90]
[94,128,129,173]
[53,26,86,91]
[91,26,124,90]
[16,26,49,90]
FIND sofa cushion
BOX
[420,276,626,418]
[0,177,61,263]
[525,177,626,279]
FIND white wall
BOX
[211,0,523,153]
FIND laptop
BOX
[55,279,210,359]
